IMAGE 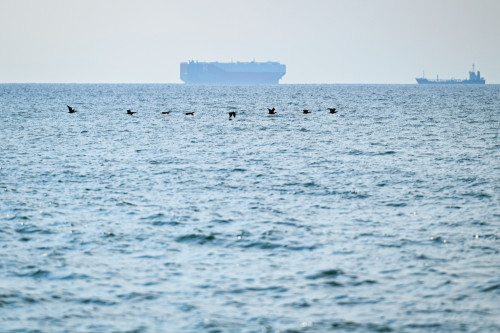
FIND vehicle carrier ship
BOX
[416,65,485,84]
[180,61,286,84]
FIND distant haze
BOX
[1,0,499,84]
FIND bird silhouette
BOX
[161,111,170,114]
[328,108,338,114]
[268,107,276,114]
[126,109,136,115]
[185,112,195,116]
[67,105,77,113]
[228,111,236,119]
[303,109,311,114]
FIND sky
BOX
[1,0,499,84]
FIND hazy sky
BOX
[1,0,499,83]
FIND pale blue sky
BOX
[1,0,499,83]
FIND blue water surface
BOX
[1,84,499,332]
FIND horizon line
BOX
[2,82,497,85]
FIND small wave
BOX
[353,279,377,286]
[15,224,53,235]
[379,150,396,155]
[15,269,50,279]
[117,292,161,301]
[405,323,442,330]
[210,218,233,224]
[463,191,493,199]
[469,245,498,254]
[164,262,181,268]
[222,286,288,295]
[385,202,407,207]
[151,221,180,226]
[337,296,384,305]
[480,234,500,240]
[286,300,311,308]
[175,233,216,245]
[306,269,344,280]
[0,293,13,307]
[329,320,393,332]
[346,149,396,157]
[333,190,370,199]
[78,297,117,306]
[0,291,39,307]
[140,213,180,226]
[7,215,30,221]
[429,236,448,243]
[481,284,500,292]
[377,242,402,248]
[330,321,361,330]
[325,281,343,287]
[116,201,136,206]
[60,273,91,280]
[242,241,282,250]
[347,149,364,155]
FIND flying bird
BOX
[303,109,311,114]
[67,105,77,113]
[268,107,276,114]
[185,112,195,116]
[161,111,170,114]
[328,108,338,114]
[228,111,236,119]
[126,109,136,115]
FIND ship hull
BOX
[416,78,485,85]
[180,61,286,84]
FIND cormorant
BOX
[126,109,136,115]
[328,108,338,114]
[185,112,195,116]
[268,107,276,114]
[161,111,170,114]
[67,105,77,113]
[303,109,311,114]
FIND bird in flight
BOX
[67,105,78,113]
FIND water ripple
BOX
[1,84,499,332]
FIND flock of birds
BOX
[67,105,340,119]
[267,107,338,115]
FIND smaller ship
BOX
[416,65,485,84]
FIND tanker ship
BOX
[180,61,286,84]
[416,65,485,84]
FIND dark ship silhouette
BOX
[416,65,485,84]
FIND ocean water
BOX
[1,83,499,333]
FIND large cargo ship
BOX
[416,65,485,84]
[180,61,286,84]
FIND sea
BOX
[1,84,499,333]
